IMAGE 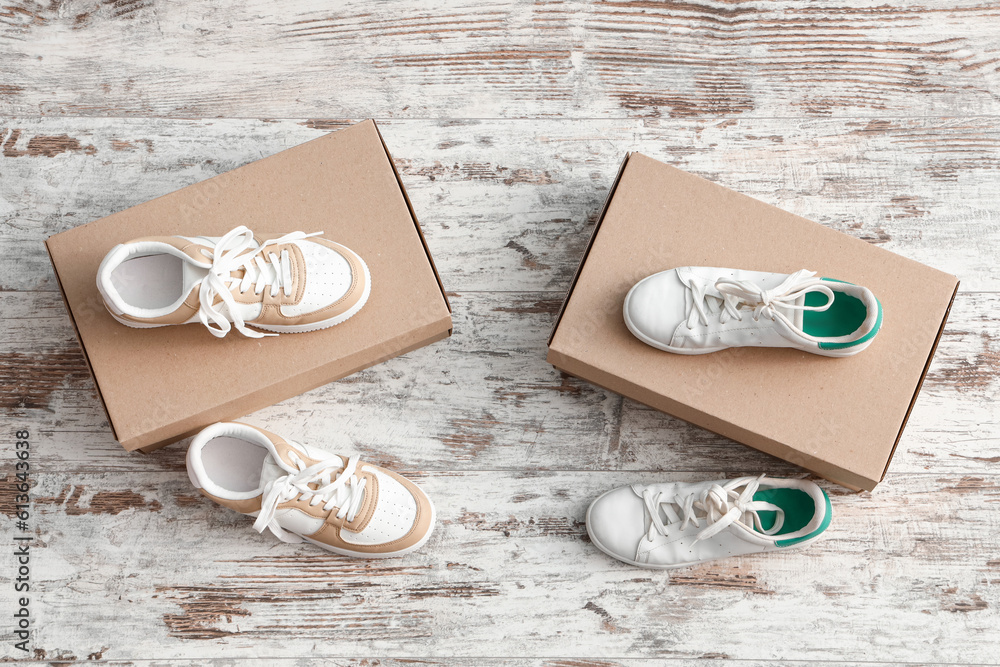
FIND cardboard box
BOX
[548,153,958,491]
[47,120,452,452]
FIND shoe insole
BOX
[802,289,867,339]
[111,254,184,310]
[752,488,816,536]
[202,437,268,493]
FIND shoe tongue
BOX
[772,292,807,330]
[259,449,363,512]
[259,454,289,489]
[260,444,348,487]
[182,262,209,293]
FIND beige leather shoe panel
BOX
[199,488,263,514]
[253,238,367,327]
[305,464,432,555]
[340,468,379,533]
[129,236,213,264]
[230,241,307,307]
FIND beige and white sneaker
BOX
[97,225,370,338]
[186,422,435,558]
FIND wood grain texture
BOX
[1,0,999,119]
[1,115,998,662]
[2,117,999,291]
[2,0,1000,660]
[1,287,998,477]
[0,470,997,661]
[0,664,960,667]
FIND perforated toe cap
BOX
[340,470,418,546]
[284,241,354,317]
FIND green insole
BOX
[751,488,817,536]
[802,291,868,338]
[802,288,868,338]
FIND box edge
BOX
[547,152,631,348]
[880,278,961,482]
[546,347,880,491]
[44,237,119,443]
[370,119,453,321]
[122,314,453,452]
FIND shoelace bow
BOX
[686,269,835,330]
[252,451,366,544]
[641,475,785,543]
[197,225,322,338]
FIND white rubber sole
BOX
[808,337,877,357]
[584,489,825,570]
[299,495,436,559]
[106,307,178,329]
[622,280,874,358]
[104,255,372,335]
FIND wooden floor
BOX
[2,0,1000,663]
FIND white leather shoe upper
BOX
[586,476,831,569]
[623,266,882,357]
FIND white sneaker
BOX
[186,422,435,558]
[98,225,370,338]
[586,475,831,569]
[624,267,881,357]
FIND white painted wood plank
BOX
[0,470,997,661]
[0,17,995,661]
[1,289,997,477]
[11,659,997,666]
[1,0,999,119]
[1,117,997,292]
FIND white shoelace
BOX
[252,451,367,544]
[196,225,322,338]
[686,269,835,331]
[641,475,785,543]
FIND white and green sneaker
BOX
[586,475,831,569]
[624,267,882,357]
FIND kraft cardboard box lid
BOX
[46,120,452,451]
[548,152,958,490]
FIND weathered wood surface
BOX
[2,117,1000,291]
[1,288,998,477]
[1,0,1000,119]
[3,0,1000,662]
[1,471,999,662]
[0,116,998,662]
[0,663,936,667]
